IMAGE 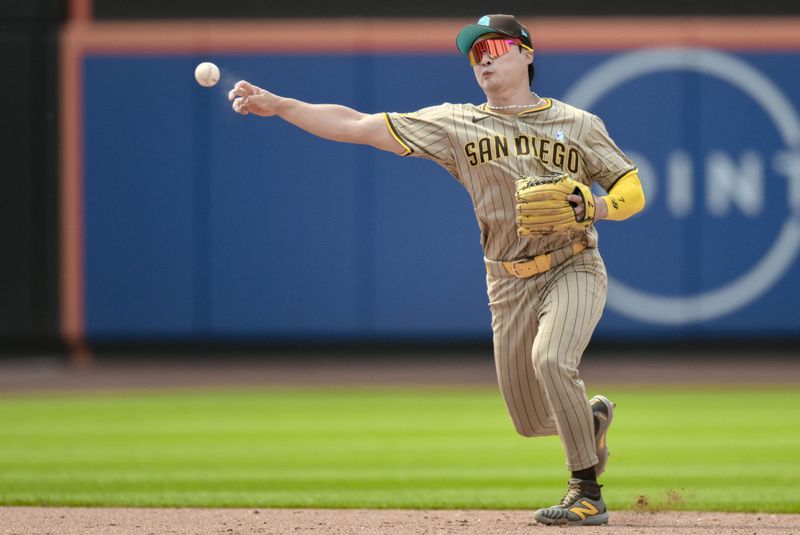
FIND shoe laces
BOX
[559,480,583,507]
[559,479,601,507]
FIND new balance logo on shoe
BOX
[569,499,600,520]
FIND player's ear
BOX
[524,49,534,66]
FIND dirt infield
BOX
[1,507,798,534]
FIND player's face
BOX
[470,36,532,93]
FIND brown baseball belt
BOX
[500,242,587,279]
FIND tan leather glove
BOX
[515,172,596,236]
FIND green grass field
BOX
[0,386,797,512]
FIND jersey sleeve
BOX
[582,114,637,192]
[384,104,458,175]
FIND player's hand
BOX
[567,193,608,221]
[228,80,282,117]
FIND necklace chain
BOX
[487,92,544,110]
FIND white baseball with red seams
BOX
[194,62,220,87]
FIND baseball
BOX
[194,62,220,87]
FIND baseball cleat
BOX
[533,478,609,526]
[590,394,615,477]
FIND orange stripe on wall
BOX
[62,17,800,53]
[60,28,91,365]
[70,0,93,22]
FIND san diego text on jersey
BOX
[463,133,580,173]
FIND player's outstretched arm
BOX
[228,80,406,155]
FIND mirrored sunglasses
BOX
[468,38,531,66]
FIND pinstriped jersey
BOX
[385,98,636,262]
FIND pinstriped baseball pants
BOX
[485,247,607,471]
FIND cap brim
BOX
[456,24,511,55]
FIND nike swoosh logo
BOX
[472,116,489,124]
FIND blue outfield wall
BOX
[81,49,800,341]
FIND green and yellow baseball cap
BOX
[456,14,533,56]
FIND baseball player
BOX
[228,14,645,526]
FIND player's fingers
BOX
[228,87,248,101]
[232,97,248,114]
[566,194,585,216]
[237,80,257,92]
[228,80,256,100]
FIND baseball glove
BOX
[515,172,596,236]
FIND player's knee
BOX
[532,351,577,385]
[531,350,557,377]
